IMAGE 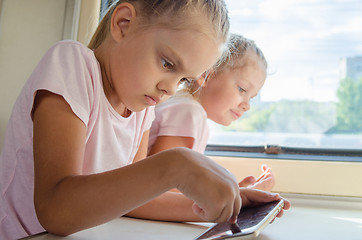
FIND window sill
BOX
[208,154,362,198]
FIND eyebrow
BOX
[164,45,200,80]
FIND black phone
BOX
[194,199,284,240]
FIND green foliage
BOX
[223,104,276,132]
[266,100,336,133]
[329,77,362,133]
[213,77,362,135]
[218,100,336,134]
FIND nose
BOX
[157,78,179,97]
[238,97,250,112]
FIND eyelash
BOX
[161,57,192,85]
[238,86,246,93]
[180,78,192,85]
[161,58,174,71]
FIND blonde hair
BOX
[88,0,230,49]
[214,33,268,73]
[182,33,268,94]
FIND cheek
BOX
[129,61,156,88]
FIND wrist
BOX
[157,147,193,190]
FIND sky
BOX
[224,0,362,102]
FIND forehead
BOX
[234,50,267,71]
[155,28,222,78]
[218,54,266,91]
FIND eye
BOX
[238,86,246,93]
[161,58,174,71]
[179,78,192,85]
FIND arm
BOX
[33,91,241,235]
[33,91,180,234]
[130,130,200,221]
[148,135,194,156]
[126,191,203,222]
[130,133,201,221]
[133,130,149,162]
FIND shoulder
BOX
[37,40,100,87]
[156,96,205,115]
[27,41,101,125]
[43,40,95,64]
[155,96,206,125]
[48,40,91,53]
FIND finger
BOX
[230,193,242,223]
[261,164,270,171]
[255,171,271,182]
[215,204,233,223]
[215,185,241,223]
[261,164,273,174]
[239,176,256,187]
[262,172,273,180]
[273,198,291,218]
[240,188,281,207]
[229,215,237,224]
[261,164,268,171]
[276,209,284,218]
[274,199,291,219]
[282,198,291,210]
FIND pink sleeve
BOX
[27,41,99,126]
[156,101,206,140]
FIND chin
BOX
[126,105,145,113]
[217,119,232,126]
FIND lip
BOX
[144,95,160,106]
[230,110,242,119]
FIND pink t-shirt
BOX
[0,40,155,239]
[148,95,209,154]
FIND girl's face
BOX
[104,25,221,115]
[199,53,266,126]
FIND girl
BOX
[0,1,289,239]
[148,34,275,191]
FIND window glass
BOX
[208,0,362,152]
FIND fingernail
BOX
[230,223,241,234]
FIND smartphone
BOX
[194,199,284,240]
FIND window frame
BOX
[209,154,362,198]
[209,0,362,161]
[205,145,362,162]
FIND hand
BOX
[238,164,275,191]
[239,188,291,219]
[172,148,241,223]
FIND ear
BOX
[110,3,137,42]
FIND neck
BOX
[94,43,131,118]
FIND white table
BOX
[24,194,362,240]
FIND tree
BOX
[220,104,276,132]
[328,77,362,133]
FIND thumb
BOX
[239,176,256,187]
[241,188,281,207]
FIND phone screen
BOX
[195,200,284,240]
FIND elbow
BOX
[35,205,77,236]
[38,215,76,236]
